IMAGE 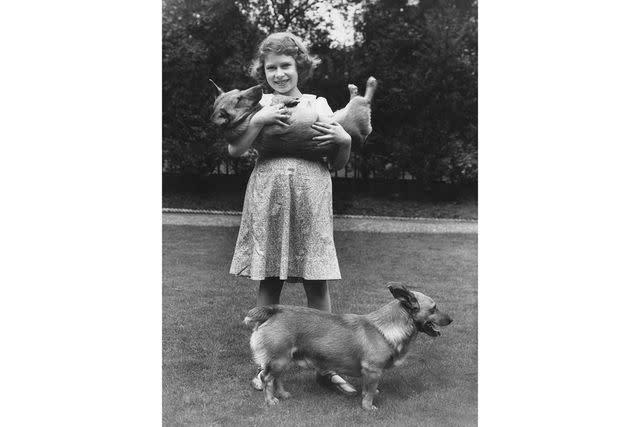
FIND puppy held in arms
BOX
[243,284,452,410]
[210,76,377,152]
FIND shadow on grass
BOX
[163,225,477,426]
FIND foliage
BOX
[162,0,478,187]
[351,0,477,186]
[162,0,263,174]
[235,0,353,48]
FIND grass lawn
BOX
[163,191,478,219]
[163,225,477,426]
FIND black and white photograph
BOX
[4,1,640,426]
[163,0,477,425]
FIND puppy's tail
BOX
[243,305,280,330]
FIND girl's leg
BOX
[302,280,331,312]
[251,277,285,391]
[303,280,357,397]
[257,277,284,306]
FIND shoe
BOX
[316,372,358,397]
[251,369,264,391]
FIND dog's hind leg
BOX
[274,377,291,400]
[360,362,382,411]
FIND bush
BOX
[162,0,478,188]
[350,0,478,187]
[162,0,263,174]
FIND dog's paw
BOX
[278,390,292,399]
[250,375,264,391]
[266,396,280,406]
[362,403,378,411]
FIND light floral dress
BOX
[229,94,341,281]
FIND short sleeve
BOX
[315,96,334,118]
[259,93,272,107]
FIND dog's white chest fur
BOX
[391,344,408,367]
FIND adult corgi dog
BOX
[243,284,452,410]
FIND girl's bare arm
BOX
[227,104,290,158]
[311,121,352,171]
[227,120,263,157]
[312,97,352,171]
[329,132,352,171]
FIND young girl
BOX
[228,32,356,396]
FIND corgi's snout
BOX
[428,310,452,327]
[438,313,453,326]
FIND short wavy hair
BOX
[249,32,320,90]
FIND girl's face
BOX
[264,53,300,97]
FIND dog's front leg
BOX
[360,362,382,410]
[263,373,278,405]
[262,369,279,405]
[263,358,290,406]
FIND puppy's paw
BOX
[266,396,280,406]
[362,402,378,411]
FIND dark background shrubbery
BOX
[163,0,477,190]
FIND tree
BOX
[162,0,263,174]
[350,0,477,185]
[235,0,354,48]
[162,0,357,175]
[162,0,479,187]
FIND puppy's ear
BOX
[209,79,224,98]
[387,283,419,313]
[237,84,263,108]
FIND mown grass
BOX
[163,225,477,426]
[163,191,478,219]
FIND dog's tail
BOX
[243,305,280,330]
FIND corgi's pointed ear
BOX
[388,283,419,313]
[209,79,224,97]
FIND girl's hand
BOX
[311,121,351,149]
[251,103,290,127]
